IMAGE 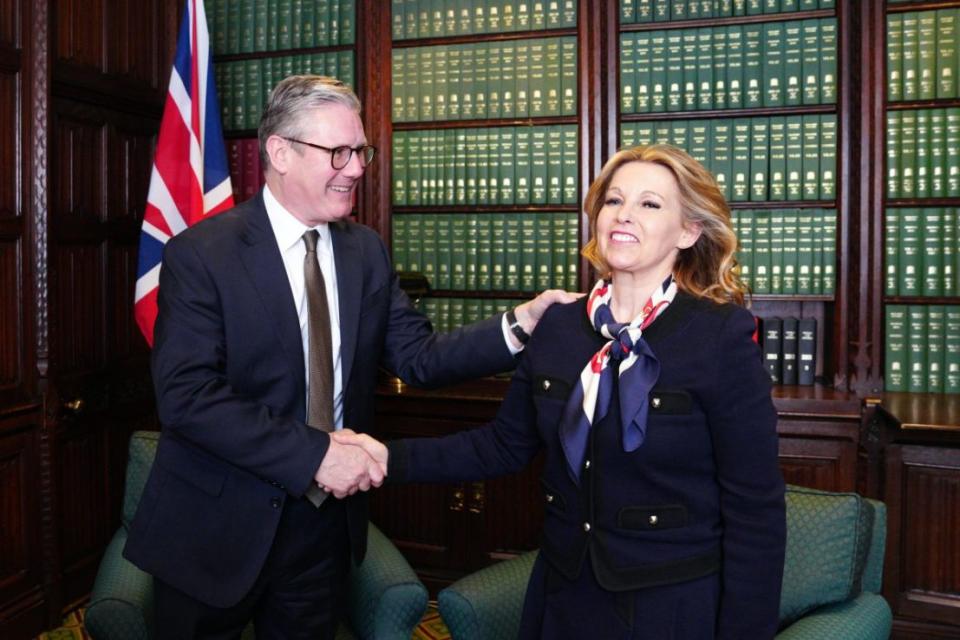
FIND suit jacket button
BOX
[542,379,551,391]
[583,522,591,532]
[270,497,281,509]
[649,514,658,526]
[651,397,662,409]
[584,459,591,470]
[546,494,554,503]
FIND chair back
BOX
[122,431,160,529]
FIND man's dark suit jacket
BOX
[123,192,514,608]
[389,293,786,638]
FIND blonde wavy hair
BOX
[581,144,747,306]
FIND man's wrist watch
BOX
[506,309,531,344]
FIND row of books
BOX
[759,316,818,385]
[391,212,580,292]
[885,108,960,199]
[884,208,959,298]
[392,38,577,122]
[391,126,579,207]
[215,52,354,132]
[886,10,959,102]
[734,209,835,296]
[620,114,837,202]
[226,139,266,204]
[209,0,355,56]
[417,297,519,334]
[885,305,960,394]
[619,19,837,113]
[620,0,836,23]
[391,0,577,40]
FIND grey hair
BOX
[258,75,362,168]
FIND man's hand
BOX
[330,429,388,476]
[511,289,584,341]
[314,434,386,499]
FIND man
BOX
[123,75,575,639]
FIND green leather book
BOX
[918,11,937,100]
[650,30,668,112]
[931,109,946,197]
[712,27,727,109]
[621,34,637,114]
[536,212,553,290]
[546,0,561,30]
[517,0,531,31]
[943,208,956,295]
[391,215,407,273]
[887,13,903,102]
[547,127,564,205]
[886,111,901,199]
[238,0,255,53]
[515,41,531,117]
[902,12,919,101]
[666,30,683,111]
[670,119,689,154]
[711,119,733,200]
[552,213,567,288]
[769,116,787,201]
[505,215,522,290]
[930,304,948,393]
[434,45,449,121]
[210,0,226,54]
[477,215,493,291]
[885,208,899,296]
[529,39,546,117]
[563,127,578,204]
[430,0,445,37]
[621,0,636,23]
[945,305,960,393]
[763,21,784,107]
[464,127,478,204]
[797,317,816,385]
[499,128,517,205]
[245,59,262,130]
[796,210,814,294]
[532,0,545,30]
[637,0,654,23]
[752,210,771,293]
[487,42,502,119]
[781,209,798,294]
[531,128,549,205]
[820,17,837,103]
[923,208,944,297]
[449,298,465,330]
[487,2,501,33]
[420,214,438,288]
[473,42,488,120]
[948,109,960,197]
[915,109,931,198]
[907,305,929,392]
[404,48,420,121]
[455,129,467,204]
[475,128,490,206]
[500,42,517,118]
[750,118,770,201]
[820,114,837,201]
[232,62,246,131]
[520,213,537,292]
[763,0,779,14]
[392,132,407,205]
[747,0,763,16]
[455,0,471,35]
[899,208,921,295]
[726,26,744,109]
[561,37,577,116]
[419,47,435,122]
[515,127,532,204]
[937,9,957,98]
[443,129,456,204]
[491,213,506,290]
[737,211,753,290]
[292,0,304,48]
[682,29,698,111]
[451,215,467,290]
[802,115,820,200]
[697,28,713,110]
[900,110,917,198]
[654,0,670,22]
[406,131,421,206]
[466,215,480,291]
[329,0,340,43]
[502,1,516,32]
[671,0,686,20]
[460,46,475,119]
[277,0,292,50]
[731,118,751,202]
[567,212,580,290]
[435,214,452,290]
[689,120,710,168]
[444,2,456,35]
[392,50,405,122]
[447,45,462,119]
[228,0,242,53]
[885,305,908,391]
[770,210,785,293]
[545,37,561,116]
[801,19,819,104]
[391,0,405,40]
[743,23,763,108]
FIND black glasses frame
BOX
[283,137,377,169]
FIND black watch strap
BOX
[506,309,531,344]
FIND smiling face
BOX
[266,103,367,226]
[595,161,701,285]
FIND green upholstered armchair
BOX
[438,486,892,640]
[84,431,428,640]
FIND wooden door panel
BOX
[0,71,17,218]
[0,239,22,391]
[0,417,42,609]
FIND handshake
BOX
[313,429,389,499]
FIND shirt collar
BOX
[263,183,328,252]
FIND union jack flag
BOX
[135,0,233,346]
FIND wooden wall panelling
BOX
[0,412,44,638]
[885,443,960,638]
[0,1,18,48]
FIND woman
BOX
[346,144,786,638]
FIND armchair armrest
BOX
[85,528,153,640]
[438,551,537,640]
[775,593,893,640]
[344,523,428,640]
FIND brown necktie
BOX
[303,230,335,507]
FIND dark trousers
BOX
[154,496,350,640]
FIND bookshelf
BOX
[617,2,846,391]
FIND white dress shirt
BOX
[262,185,524,431]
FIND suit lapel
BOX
[331,221,362,389]
[239,193,306,387]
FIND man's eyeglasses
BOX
[283,137,377,170]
